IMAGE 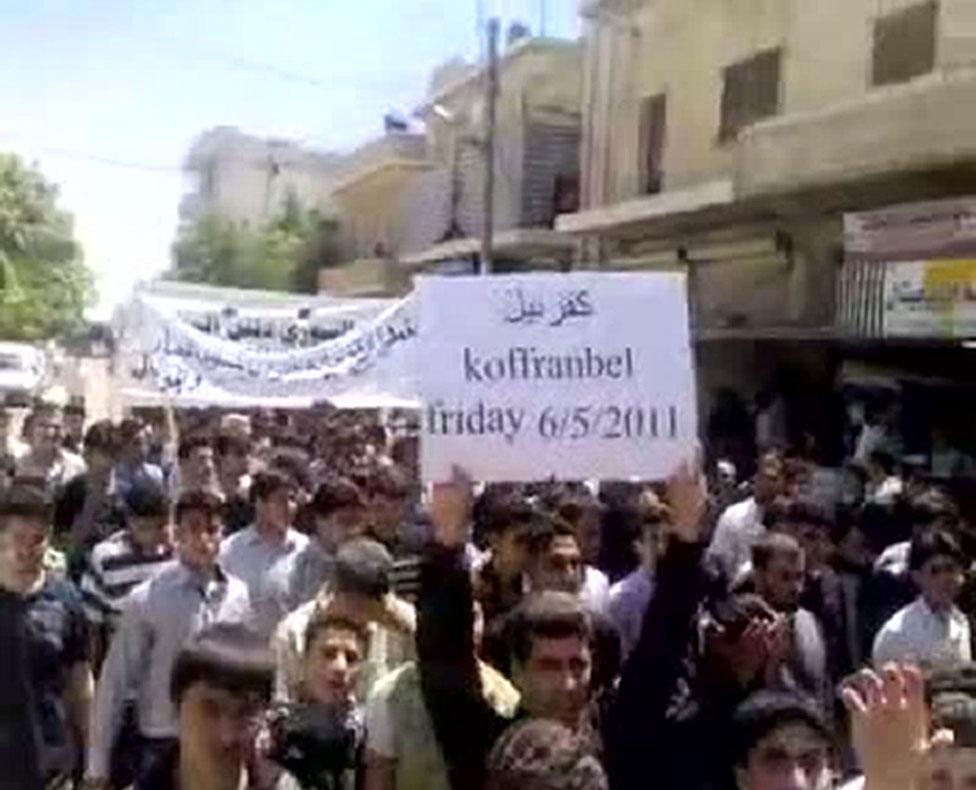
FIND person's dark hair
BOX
[481,495,536,536]
[175,489,223,524]
[527,513,579,559]
[331,537,393,599]
[909,490,959,531]
[117,417,144,442]
[83,419,118,455]
[929,666,976,747]
[215,433,250,459]
[170,622,274,705]
[250,470,293,505]
[0,481,50,524]
[126,481,171,519]
[178,434,212,461]
[909,527,964,572]
[311,477,366,517]
[767,497,834,533]
[729,691,829,768]
[487,719,608,790]
[508,592,592,666]
[752,532,802,571]
[366,464,412,501]
[304,614,369,654]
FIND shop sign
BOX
[883,259,976,339]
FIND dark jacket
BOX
[606,540,746,790]
[416,544,509,790]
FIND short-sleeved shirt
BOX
[365,661,520,790]
[23,576,90,779]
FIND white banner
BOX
[418,272,698,483]
[116,283,419,409]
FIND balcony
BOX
[737,68,976,199]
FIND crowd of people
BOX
[1,395,976,789]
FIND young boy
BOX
[87,490,251,787]
[81,481,175,669]
[0,480,93,789]
[136,622,275,790]
[872,528,971,671]
[267,615,369,790]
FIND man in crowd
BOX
[550,489,611,616]
[751,533,829,705]
[0,480,94,789]
[290,476,370,607]
[54,420,127,578]
[374,468,601,790]
[86,489,251,787]
[362,464,424,602]
[113,419,165,503]
[221,470,308,640]
[608,488,667,661]
[18,402,87,494]
[80,481,175,670]
[729,690,833,790]
[176,436,218,495]
[708,451,785,583]
[63,399,86,454]
[135,623,275,790]
[264,614,370,788]
[0,403,30,469]
[274,537,415,704]
[873,527,971,670]
[472,493,535,626]
[215,432,254,535]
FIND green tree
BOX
[0,154,93,340]
[171,192,341,293]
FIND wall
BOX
[583,0,976,208]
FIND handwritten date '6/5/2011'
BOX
[537,405,679,442]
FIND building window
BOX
[638,94,667,194]
[872,1,938,87]
[719,48,782,142]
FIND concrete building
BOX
[181,126,345,227]
[400,35,584,273]
[559,0,976,463]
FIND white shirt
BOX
[706,497,766,583]
[580,565,610,616]
[872,597,972,671]
[870,475,904,506]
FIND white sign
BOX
[418,272,698,483]
[883,259,976,338]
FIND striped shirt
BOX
[80,531,173,630]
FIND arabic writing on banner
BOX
[884,259,976,338]
[418,272,698,483]
[118,290,420,407]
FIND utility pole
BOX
[481,17,500,275]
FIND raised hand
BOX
[664,453,707,545]
[429,465,473,548]
[842,663,927,790]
